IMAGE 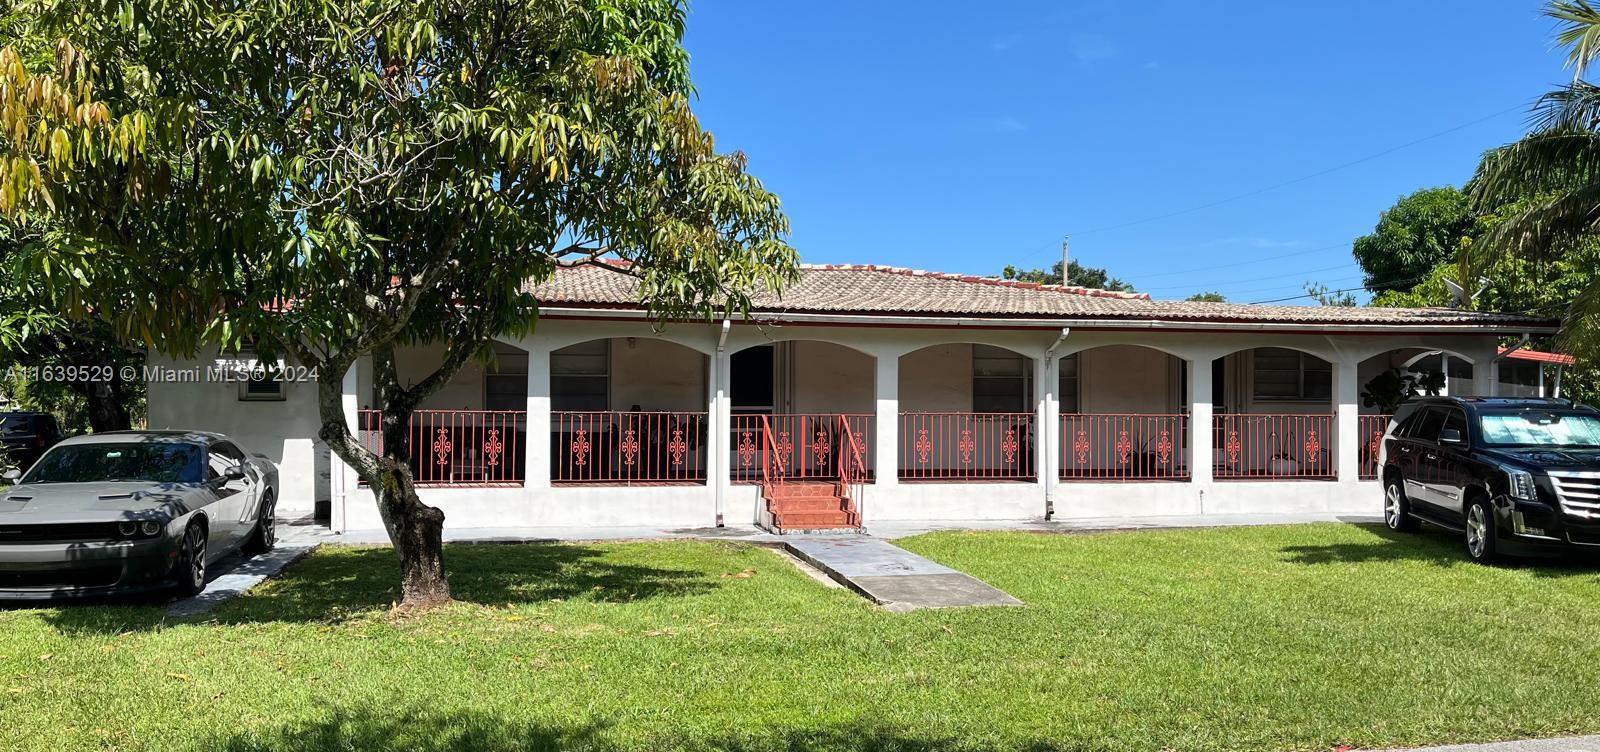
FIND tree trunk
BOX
[376,463,451,608]
[80,378,132,432]
[314,345,459,610]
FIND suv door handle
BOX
[1399,445,1413,453]
[1424,453,1438,461]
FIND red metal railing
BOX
[1214,414,1335,480]
[1359,414,1394,481]
[837,418,868,521]
[1060,414,1189,482]
[730,413,874,482]
[760,416,784,499]
[357,409,525,487]
[898,412,1035,481]
[552,411,707,484]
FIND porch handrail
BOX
[837,416,868,522]
[760,415,785,499]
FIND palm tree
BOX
[1468,0,1600,358]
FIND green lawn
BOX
[5,523,1600,751]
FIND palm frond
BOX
[1549,0,1600,78]
[1469,179,1600,272]
[1469,129,1600,208]
[1557,272,1600,360]
[1534,80,1600,130]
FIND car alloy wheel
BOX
[1385,484,1403,529]
[260,495,276,549]
[1466,503,1488,558]
[185,524,207,591]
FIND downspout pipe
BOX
[1492,333,1533,399]
[1043,327,1070,519]
[713,319,731,526]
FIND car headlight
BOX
[140,520,162,536]
[1506,469,1538,501]
[117,521,139,538]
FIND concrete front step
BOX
[771,510,858,529]
[767,482,844,498]
[767,496,850,513]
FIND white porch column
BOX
[875,351,899,488]
[1487,359,1502,397]
[526,340,551,489]
[711,342,732,525]
[1334,358,1361,484]
[1034,353,1052,512]
[1186,357,1214,486]
[332,359,363,533]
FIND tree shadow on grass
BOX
[41,542,723,634]
[1279,522,1600,577]
[209,704,1062,752]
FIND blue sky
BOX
[680,1,1570,304]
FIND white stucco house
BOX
[145,263,1567,534]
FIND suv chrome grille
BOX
[1551,471,1600,519]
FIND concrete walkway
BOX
[167,520,333,618]
[783,536,1022,612]
[1400,736,1600,751]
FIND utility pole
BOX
[1060,237,1070,285]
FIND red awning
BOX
[1499,347,1576,366]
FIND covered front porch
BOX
[329,317,1510,532]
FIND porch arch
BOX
[1056,345,1191,482]
[896,343,1038,481]
[548,337,710,484]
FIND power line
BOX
[1130,242,1350,281]
[1140,263,1355,292]
[1247,275,1428,304]
[1059,102,1527,238]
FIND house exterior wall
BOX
[144,348,328,517]
[147,317,1515,532]
[609,338,705,412]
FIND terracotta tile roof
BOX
[529,263,1560,330]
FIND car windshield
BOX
[1478,411,1600,449]
[20,443,203,484]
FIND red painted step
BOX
[767,482,844,499]
[767,496,848,513]
[771,510,857,529]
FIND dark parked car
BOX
[1381,397,1600,562]
[0,412,63,472]
[0,431,279,599]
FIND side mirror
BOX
[1,468,20,482]
[223,466,246,481]
[1439,428,1464,445]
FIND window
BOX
[235,341,286,401]
[1058,353,1080,414]
[1408,407,1447,442]
[1498,362,1541,398]
[1251,348,1331,401]
[551,340,609,411]
[1439,408,1469,444]
[206,443,243,482]
[972,345,1031,413]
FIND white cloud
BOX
[978,117,1028,133]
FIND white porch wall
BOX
[789,341,875,414]
[608,338,705,412]
[1077,346,1180,413]
[899,344,974,411]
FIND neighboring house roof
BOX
[530,263,1561,332]
[1499,347,1577,366]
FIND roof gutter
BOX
[1042,328,1070,520]
[538,306,1558,336]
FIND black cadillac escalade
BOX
[1381,397,1600,562]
